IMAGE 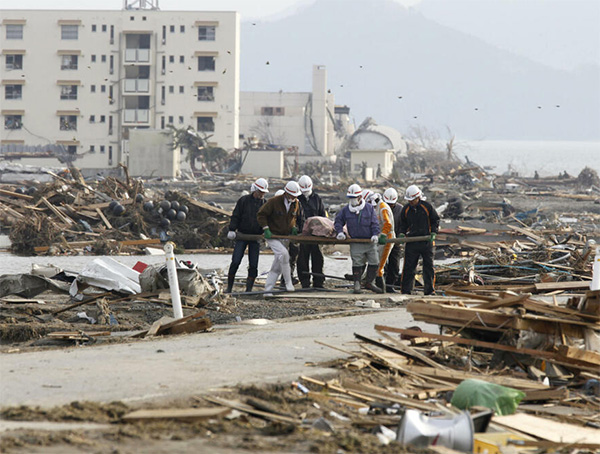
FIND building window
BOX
[90,115,95,122]
[197,56,215,71]
[5,24,23,40]
[178,116,184,124]
[261,106,285,116]
[5,54,23,70]
[92,24,97,32]
[109,55,114,74]
[169,85,174,94]
[91,85,96,93]
[100,115,106,123]
[180,25,185,33]
[130,16,134,21]
[4,115,22,129]
[101,55,106,63]
[197,116,215,132]
[108,116,113,135]
[161,116,165,129]
[61,24,78,40]
[100,85,106,93]
[169,55,174,63]
[91,55,96,63]
[198,26,215,41]
[59,115,77,130]
[90,145,95,153]
[162,25,166,42]
[168,115,174,124]
[108,146,113,165]
[60,85,78,100]
[142,16,147,21]
[161,85,166,104]
[100,145,105,153]
[5,85,22,99]
[179,85,184,94]
[197,86,214,101]
[169,25,175,33]
[61,54,78,70]
[179,55,184,63]
[161,55,166,73]
[102,24,107,32]
[67,145,77,154]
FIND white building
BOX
[0,1,239,175]
[239,65,336,157]
[348,118,407,179]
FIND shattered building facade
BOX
[239,65,337,158]
[0,2,240,174]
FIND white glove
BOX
[227,231,236,240]
[336,232,346,240]
[370,235,379,244]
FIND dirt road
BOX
[1,308,427,408]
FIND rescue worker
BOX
[257,181,303,294]
[273,189,300,289]
[367,191,395,292]
[297,175,327,289]
[399,185,440,295]
[225,177,269,293]
[334,184,384,294]
[382,188,402,293]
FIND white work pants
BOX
[265,239,294,292]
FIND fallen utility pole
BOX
[236,233,431,244]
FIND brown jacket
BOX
[256,195,301,235]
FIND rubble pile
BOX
[0,169,233,255]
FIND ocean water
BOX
[456,140,599,178]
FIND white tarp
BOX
[72,258,141,294]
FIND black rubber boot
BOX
[225,273,235,293]
[364,265,383,293]
[375,276,386,294]
[352,267,362,294]
[245,277,255,292]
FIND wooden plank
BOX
[122,407,230,422]
[199,395,299,425]
[444,289,497,302]
[493,413,600,443]
[34,238,161,253]
[534,281,591,292]
[183,195,232,217]
[507,224,547,245]
[0,188,33,200]
[95,207,113,229]
[371,331,451,371]
[41,196,74,225]
[374,326,561,363]
[556,345,600,366]
[474,293,531,310]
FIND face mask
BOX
[302,189,312,197]
[349,198,361,207]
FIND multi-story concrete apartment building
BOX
[0,1,239,174]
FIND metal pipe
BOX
[164,242,183,319]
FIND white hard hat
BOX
[383,188,398,204]
[274,189,285,197]
[284,180,302,197]
[251,177,269,193]
[361,189,374,202]
[346,183,362,198]
[298,175,313,194]
[404,184,422,201]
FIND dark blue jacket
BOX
[334,203,380,239]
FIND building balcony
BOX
[123,79,150,93]
[123,109,149,124]
[124,48,150,63]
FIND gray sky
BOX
[0,0,422,20]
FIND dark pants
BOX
[297,244,324,287]
[228,240,260,278]
[384,244,401,288]
[401,241,435,295]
